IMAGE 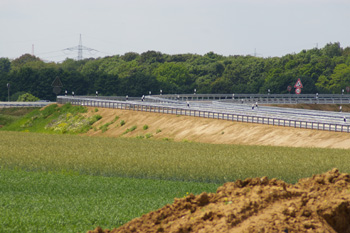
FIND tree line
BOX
[0,42,350,101]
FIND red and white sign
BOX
[294,78,303,89]
[295,87,302,95]
[287,85,292,92]
[346,86,350,93]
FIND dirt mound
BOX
[88,169,350,233]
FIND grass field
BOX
[2,130,350,232]
[1,131,350,183]
[0,169,218,233]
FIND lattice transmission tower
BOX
[63,34,97,60]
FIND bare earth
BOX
[83,105,350,233]
[84,106,350,149]
[89,168,350,233]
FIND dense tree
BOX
[210,77,233,94]
[1,42,350,101]
[0,58,11,100]
[119,71,159,97]
[328,64,350,93]
[140,51,165,64]
[11,54,42,68]
[323,42,342,58]
[153,62,193,94]
[0,58,11,73]
[121,52,139,62]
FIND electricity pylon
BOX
[63,34,97,60]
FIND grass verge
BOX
[1,104,101,134]
[0,107,39,126]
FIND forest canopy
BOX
[1,42,350,101]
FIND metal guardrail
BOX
[57,96,350,133]
[73,96,140,101]
[151,93,350,104]
[0,102,53,108]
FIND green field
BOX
[0,107,40,126]
[0,169,218,233]
[1,131,350,232]
[1,131,350,183]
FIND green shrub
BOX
[113,116,120,122]
[156,129,162,134]
[143,125,149,130]
[120,120,125,126]
[145,133,153,139]
[88,115,102,125]
[162,137,173,141]
[123,125,137,135]
[17,93,40,102]
[99,116,120,133]
[99,122,112,133]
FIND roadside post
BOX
[7,83,10,102]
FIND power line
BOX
[36,49,66,55]
[32,34,114,62]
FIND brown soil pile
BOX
[88,168,350,233]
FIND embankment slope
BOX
[83,106,350,149]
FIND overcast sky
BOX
[1,0,349,62]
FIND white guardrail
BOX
[57,96,350,133]
[0,102,52,108]
[153,93,350,104]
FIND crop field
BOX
[2,130,350,232]
[1,169,218,233]
[1,131,350,183]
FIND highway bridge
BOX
[57,95,350,133]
